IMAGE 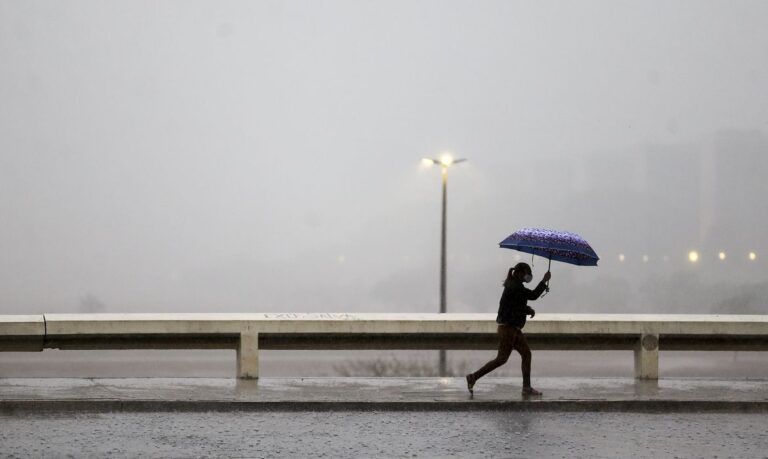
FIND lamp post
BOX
[422,153,466,376]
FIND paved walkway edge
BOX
[3,399,768,413]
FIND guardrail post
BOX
[237,331,259,379]
[634,333,659,380]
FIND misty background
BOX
[2,0,767,318]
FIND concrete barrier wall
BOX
[0,315,45,352]
[2,313,768,379]
[41,313,768,334]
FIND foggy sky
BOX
[1,0,767,315]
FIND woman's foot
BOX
[465,374,476,395]
[521,387,542,397]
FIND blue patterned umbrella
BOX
[499,228,599,268]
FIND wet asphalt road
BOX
[2,411,767,458]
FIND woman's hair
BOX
[503,262,532,288]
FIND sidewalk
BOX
[2,377,768,413]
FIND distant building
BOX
[531,131,765,277]
[704,129,768,262]
[638,142,703,259]
[561,143,703,267]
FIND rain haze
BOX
[2,0,767,319]
[4,5,768,457]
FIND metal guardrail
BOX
[2,313,768,380]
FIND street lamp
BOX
[423,153,466,376]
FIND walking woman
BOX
[466,262,551,396]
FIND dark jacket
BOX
[496,279,547,328]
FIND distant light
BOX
[719,252,726,261]
[439,153,454,167]
[421,158,435,167]
[618,254,625,262]
[749,252,757,261]
[662,255,670,262]
[642,255,649,262]
[688,251,699,263]
[514,254,521,261]
[337,255,346,264]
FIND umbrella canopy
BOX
[499,228,599,267]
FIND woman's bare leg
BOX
[466,326,515,393]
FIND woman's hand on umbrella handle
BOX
[543,271,552,282]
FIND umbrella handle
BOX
[545,256,551,292]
